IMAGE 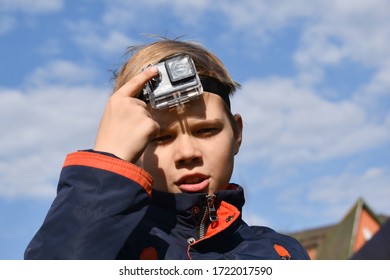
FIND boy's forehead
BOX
[149,92,225,127]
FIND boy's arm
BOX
[25,66,159,259]
[24,151,153,259]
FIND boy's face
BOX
[139,92,242,195]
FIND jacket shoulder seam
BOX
[64,151,153,196]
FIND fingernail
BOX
[150,66,158,73]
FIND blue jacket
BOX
[24,151,310,260]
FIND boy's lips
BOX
[176,174,210,193]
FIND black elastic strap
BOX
[200,76,231,109]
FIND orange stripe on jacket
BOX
[63,151,153,196]
[205,201,240,238]
[274,244,291,259]
[140,247,158,260]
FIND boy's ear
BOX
[233,114,243,155]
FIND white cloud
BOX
[66,19,137,56]
[75,30,132,54]
[0,15,16,34]
[102,0,211,26]
[64,1,390,73]
[243,212,270,227]
[0,0,63,13]
[0,0,63,36]
[25,59,98,87]
[307,167,390,219]
[238,1,390,78]
[0,84,108,199]
[354,65,390,116]
[36,38,62,56]
[73,0,213,56]
[233,77,390,165]
[177,0,390,89]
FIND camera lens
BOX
[166,55,195,82]
[172,61,190,76]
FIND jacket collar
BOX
[150,184,245,214]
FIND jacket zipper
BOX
[198,194,218,239]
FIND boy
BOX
[24,39,310,260]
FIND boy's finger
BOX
[116,66,158,98]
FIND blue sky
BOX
[1,0,389,260]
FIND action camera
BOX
[142,54,203,110]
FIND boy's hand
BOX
[94,67,160,162]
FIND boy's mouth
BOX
[176,174,210,193]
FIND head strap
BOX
[137,76,232,110]
[200,76,231,109]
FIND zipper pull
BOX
[206,195,218,222]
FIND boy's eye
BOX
[152,135,173,144]
[196,127,220,136]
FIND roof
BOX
[290,198,385,259]
[289,224,334,250]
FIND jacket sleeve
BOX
[24,151,153,260]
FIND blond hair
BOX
[113,39,240,94]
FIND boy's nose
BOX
[173,135,202,165]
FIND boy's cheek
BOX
[140,147,160,169]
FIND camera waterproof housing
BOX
[142,54,203,110]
